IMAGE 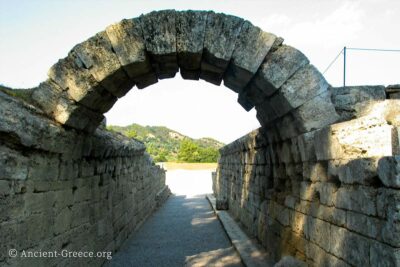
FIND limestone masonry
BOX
[0,10,399,266]
[214,85,400,266]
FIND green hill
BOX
[107,123,224,162]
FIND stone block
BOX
[17,213,54,249]
[275,113,301,140]
[331,85,386,121]
[237,92,255,111]
[0,146,28,180]
[305,242,350,267]
[23,192,55,214]
[241,82,268,106]
[381,210,400,247]
[377,156,400,188]
[338,157,379,185]
[246,45,309,98]
[71,202,90,228]
[314,115,394,160]
[335,186,377,216]
[224,21,276,92]
[377,188,400,219]
[59,160,79,180]
[28,153,59,180]
[201,12,243,85]
[106,18,157,88]
[276,206,290,226]
[296,131,316,162]
[289,210,308,235]
[54,207,72,235]
[31,80,63,118]
[306,217,331,252]
[54,189,74,211]
[255,99,279,126]
[176,10,208,80]
[48,53,117,113]
[72,31,133,97]
[269,65,329,118]
[292,91,339,133]
[314,205,346,227]
[346,211,381,239]
[140,10,178,79]
[302,161,329,182]
[330,225,370,267]
[33,80,104,132]
[370,241,400,267]
[0,180,11,197]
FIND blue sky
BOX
[1,0,399,143]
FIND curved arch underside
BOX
[32,10,339,139]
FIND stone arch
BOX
[31,10,339,138]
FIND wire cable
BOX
[322,48,344,74]
[346,47,400,52]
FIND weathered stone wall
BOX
[0,92,169,266]
[214,86,400,266]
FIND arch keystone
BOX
[176,10,208,80]
[140,10,178,79]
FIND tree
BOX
[178,139,201,162]
[125,129,137,138]
[198,147,219,162]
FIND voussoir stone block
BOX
[33,80,104,132]
[48,53,117,113]
[269,65,330,118]
[140,10,178,79]
[224,21,276,92]
[73,31,133,97]
[176,10,208,80]
[245,45,309,101]
[255,98,279,126]
[106,18,157,89]
[33,80,92,131]
[292,91,340,133]
[200,12,244,85]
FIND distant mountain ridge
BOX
[107,123,224,162]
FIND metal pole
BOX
[343,46,346,87]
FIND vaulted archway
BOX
[1,9,399,267]
[31,10,339,139]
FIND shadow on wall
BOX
[214,89,400,266]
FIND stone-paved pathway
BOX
[105,170,243,267]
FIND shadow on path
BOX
[105,194,243,267]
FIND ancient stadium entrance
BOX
[1,10,399,267]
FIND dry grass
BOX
[158,162,218,171]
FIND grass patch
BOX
[0,85,34,104]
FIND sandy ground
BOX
[157,162,218,171]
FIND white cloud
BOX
[263,1,365,49]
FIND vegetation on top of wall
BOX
[107,123,224,162]
[0,85,34,104]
